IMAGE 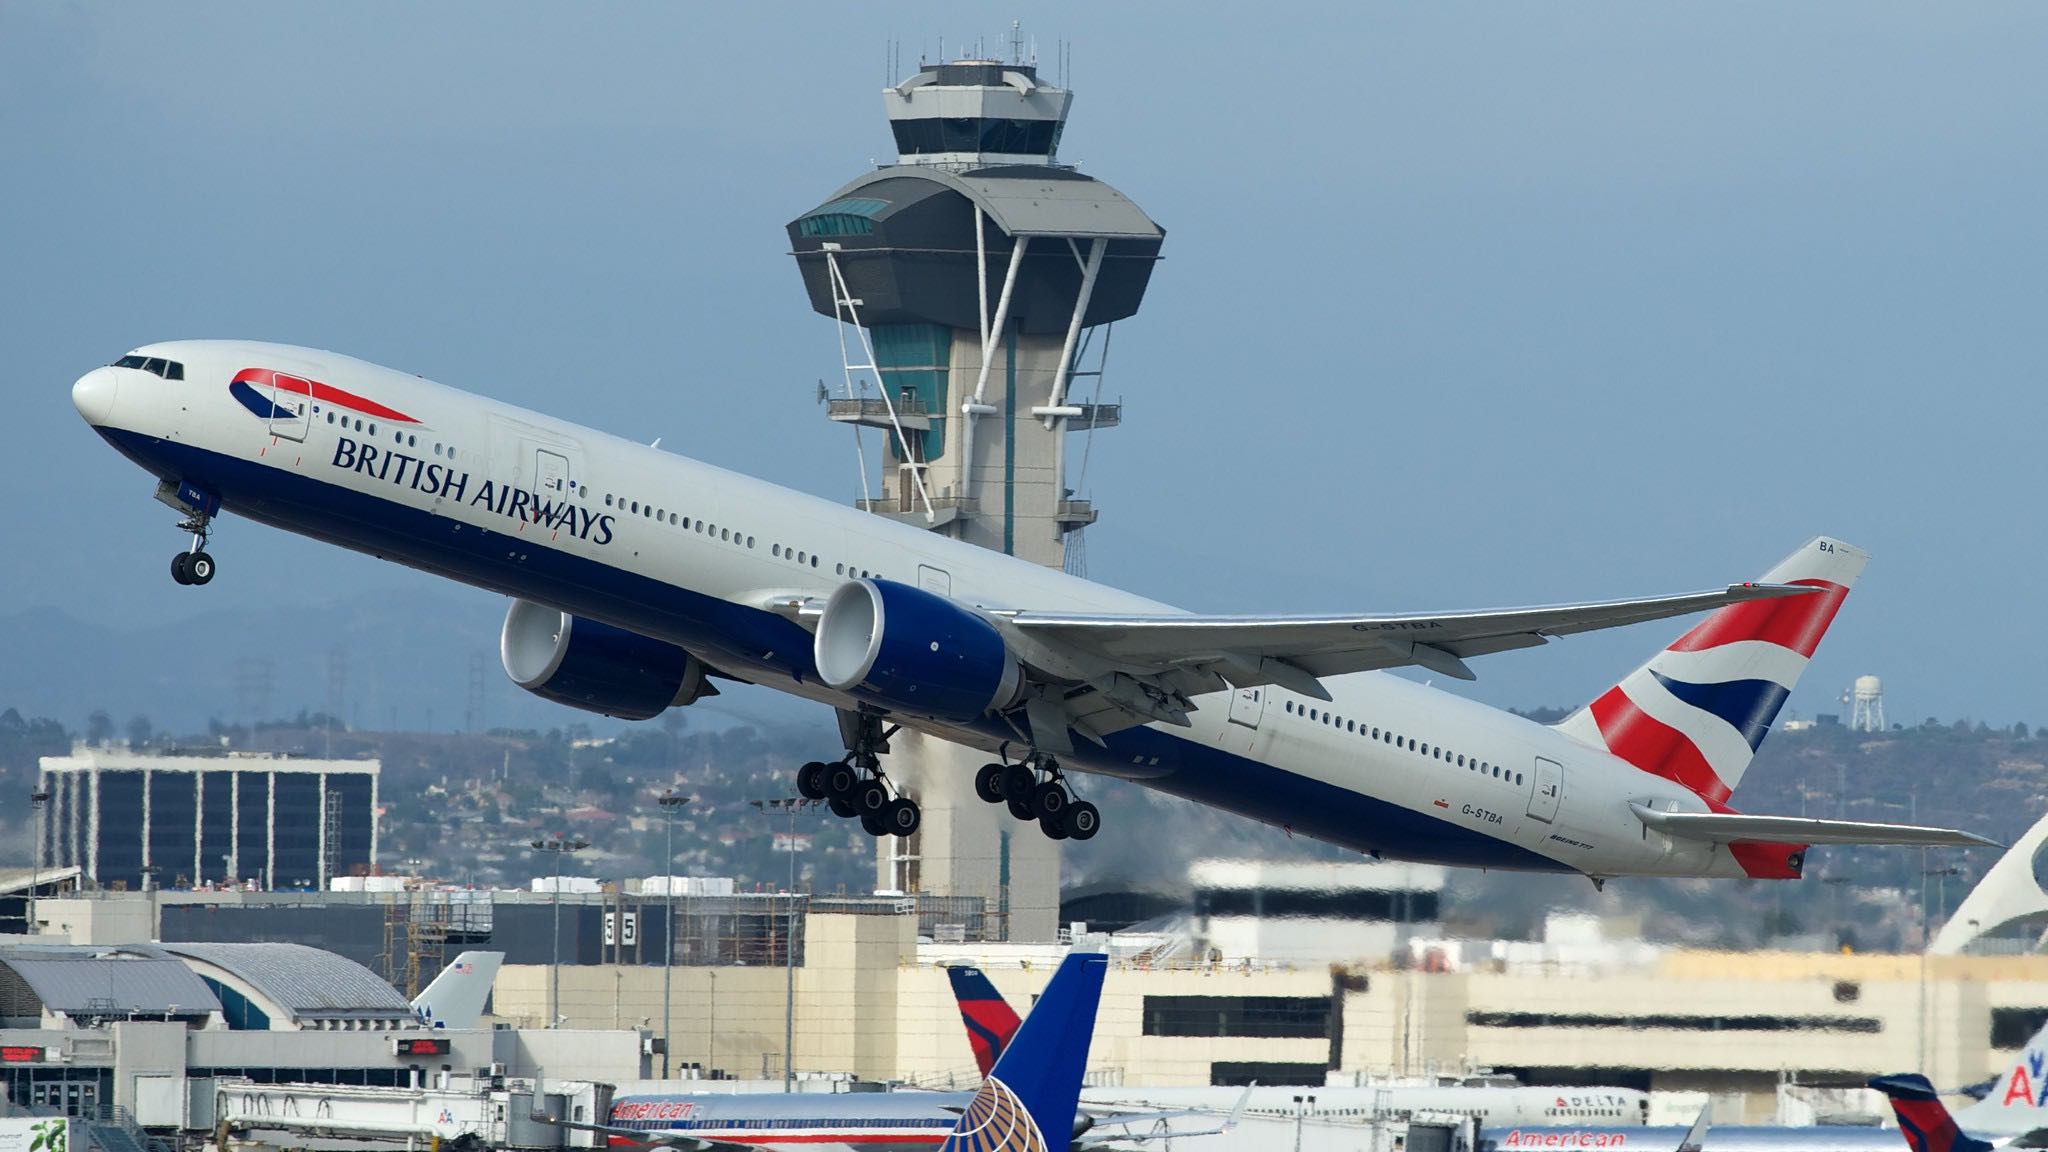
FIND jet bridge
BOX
[211,1076,611,1152]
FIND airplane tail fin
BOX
[947,965,1024,1079]
[941,952,1106,1152]
[411,951,503,1030]
[1872,1074,1994,1152]
[1554,536,1866,803]
[1951,1018,2048,1137]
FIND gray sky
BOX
[5,3,2046,728]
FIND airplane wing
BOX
[1006,583,1815,692]
[528,1113,743,1152]
[1631,805,1999,848]
[985,583,1816,748]
[1078,1083,1256,1145]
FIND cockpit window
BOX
[113,355,185,380]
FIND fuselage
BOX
[1081,1084,1650,1128]
[71,340,1758,879]
[608,1091,966,1152]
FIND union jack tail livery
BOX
[941,952,1105,1152]
[1871,1074,1994,1152]
[1555,536,1865,804]
[948,964,1024,1078]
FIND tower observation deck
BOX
[788,57,1164,568]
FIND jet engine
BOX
[813,578,1023,724]
[500,599,715,721]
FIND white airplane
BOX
[410,950,503,1029]
[71,342,1991,879]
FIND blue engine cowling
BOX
[813,578,1023,723]
[500,600,715,721]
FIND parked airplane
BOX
[537,952,1112,1152]
[943,963,1650,1127]
[410,950,504,1030]
[72,343,1991,876]
[1475,1020,2048,1150]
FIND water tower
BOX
[786,47,1165,940]
[1850,676,1886,732]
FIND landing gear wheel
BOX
[1001,763,1037,804]
[884,797,921,838]
[855,779,890,818]
[796,762,829,801]
[828,795,857,819]
[184,552,215,585]
[825,763,862,800]
[974,763,1007,805]
[1007,795,1035,823]
[1064,801,1101,841]
[171,553,192,585]
[1030,781,1069,822]
[1039,813,1070,841]
[860,811,888,837]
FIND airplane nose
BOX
[72,367,118,426]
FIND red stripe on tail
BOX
[1587,688,1732,804]
[1666,580,1849,658]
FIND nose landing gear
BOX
[169,514,216,586]
[975,753,1099,842]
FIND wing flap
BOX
[1631,804,1998,848]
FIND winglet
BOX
[942,952,1107,1152]
[1871,1073,1994,1152]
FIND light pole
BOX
[530,836,589,1028]
[1292,1093,1316,1152]
[752,797,820,1092]
[28,789,49,935]
[657,791,693,1078]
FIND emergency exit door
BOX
[1528,757,1564,823]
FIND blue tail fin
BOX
[1871,1074,1994,1152]
[941,952,1107,1152]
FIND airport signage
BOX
[392,1037,451,1057]
[0,1046,44,1064]
[0,1117,66,1152]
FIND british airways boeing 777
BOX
[71,342,1990,879]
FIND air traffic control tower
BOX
[787,56,1164,939]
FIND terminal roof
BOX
[0,945,222,1017]
[162,943,414,1022]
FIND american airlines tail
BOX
[947,965,1024,1078]
[1555,536,1866,804]
[1943,1017,2048,1138]
[411,951,504,1029]
[1871,1074,1995,1152]
[941,952,1106,1152]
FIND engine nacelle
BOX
[500,600,714,721]
[813,578,1023,723]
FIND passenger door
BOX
[1527,757,1564,823]
[534,449,570,497]
[266,372,311,442]
[1227,685,1265,729]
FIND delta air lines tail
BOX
[941,952,1106,1152]
[947,965,1024,1078]
[1871,1074,1994,1152]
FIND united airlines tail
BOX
[947,965,1024,1078]
[941,952,1106,1152]
[1871,1074,1995,1152]
[411,951,503,1030]
[1555,536,1865,803]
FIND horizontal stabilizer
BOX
[1632,804,1998,848]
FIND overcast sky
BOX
[5,3,2046,728]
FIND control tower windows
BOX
[890,117,1060,157]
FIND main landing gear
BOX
[796,711,921,839]
[975,755,1099,842]
[170,509,216,586]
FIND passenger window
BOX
[327,413,336,424]
[605,495,613,507]
[811,555,819,568]
[368,423,377,436]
